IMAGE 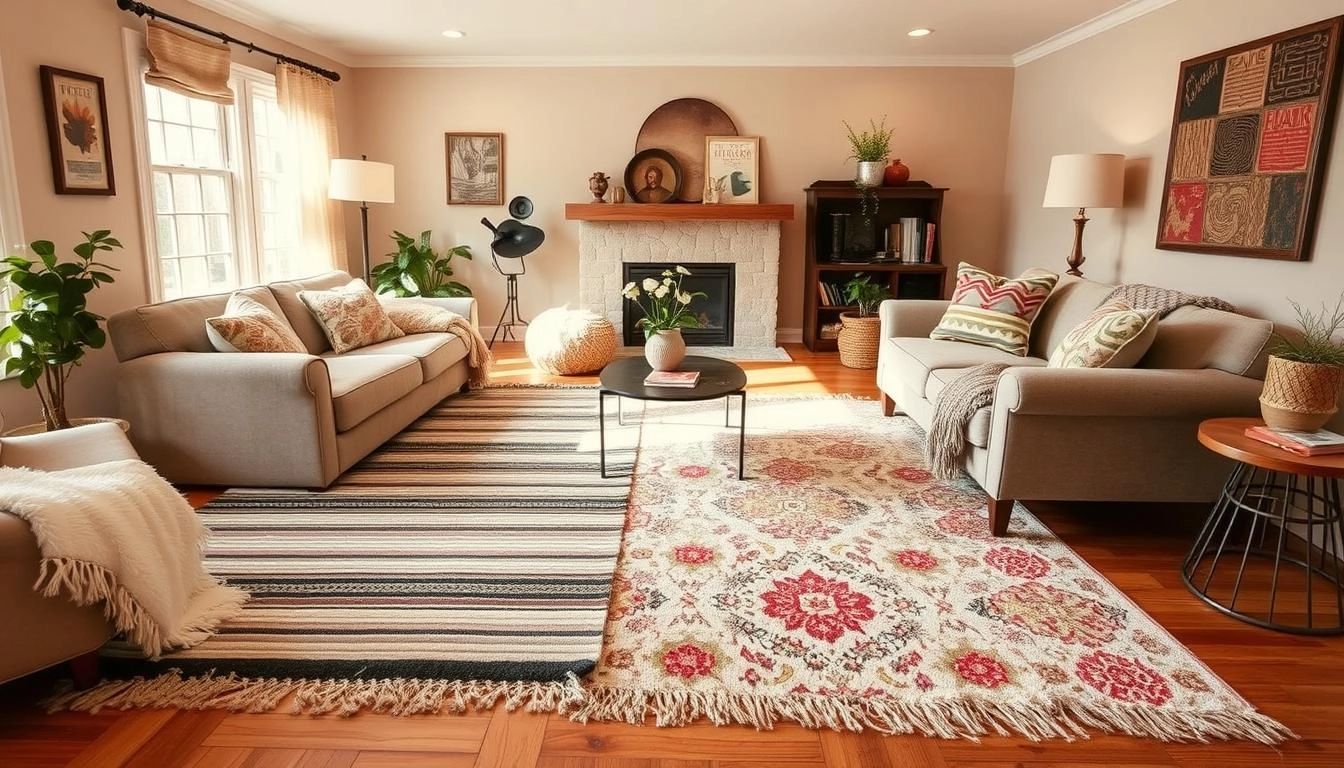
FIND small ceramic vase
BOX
[612,186,626,204]
[588,172,610,203]
[644,329,686,372]
[884,159,910,185]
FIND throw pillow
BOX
[298,278,404,354]
[380,298,460,334]
[1048,299,1159,369]
[205,293,306,353]
[929,263,1060,356]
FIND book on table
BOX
[644,370,700,388]
[1243,424,1344,456]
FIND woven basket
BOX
[1259,355,1343,431]
[837,313,881,369]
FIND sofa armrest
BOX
[0,422,139,471]
[995,367,1265,418]
[879,299,949,340]
[116,352,340,487]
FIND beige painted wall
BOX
[1004,0,1344,325]
[345,66,1015,338]
[0,0,353,427]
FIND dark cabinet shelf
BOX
[803,180,948,352]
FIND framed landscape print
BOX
[1155,16,1343,261]
[446,132,503,205]
[39,66,115,195]
[704,135,759,204]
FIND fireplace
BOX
[622,263,734,346]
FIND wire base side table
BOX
[1183,418,1344,635]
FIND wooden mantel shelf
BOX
[565,203,794,222]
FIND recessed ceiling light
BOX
[441,30,466,39]
[907,28,933,38]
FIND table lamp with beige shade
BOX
[328,156,395,282]
[1042,153,1125,277]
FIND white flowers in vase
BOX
[621,265,708,338]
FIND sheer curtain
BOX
[276,63,345,275]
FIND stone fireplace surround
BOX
[576,220,780,348]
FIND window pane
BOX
[176,215,205,256]
[152,172,173,213]
[178,256,210,296]
[160,89,190,124]
[205,214,230,252]
[155,215,178,257]
[164,123,193,165]
[160,258,181,298]
[143,84,161,121]
[147,123,166,164]
[171,174,202,213]
[207,253,232,286]
[192,127,222,167]
[201,175,228,213]
[189,98,217,128]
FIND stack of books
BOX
[644,370,700,388]
[1243,424,1344,456]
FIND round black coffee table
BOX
[597,355,748,479]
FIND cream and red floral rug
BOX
[572,396,1291,743]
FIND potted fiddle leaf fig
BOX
[370,229,473,298]
[1259,295,1344,431]
[837,272,890,369]
[0,230,121,431]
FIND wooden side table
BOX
[1183,418,1344,634]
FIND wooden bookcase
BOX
[803,180,948,352]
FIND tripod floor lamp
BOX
[480,215,545,348]
[329,156,395,282]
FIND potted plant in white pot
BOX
[0,230,121,432]
[1259,295,1344,431]
[837,273,891,369]
[844,116,892,220]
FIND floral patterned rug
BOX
[571,396,1291,743]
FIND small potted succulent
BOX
[1259,295,1344,431]
[837,272,891,369]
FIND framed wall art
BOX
[39,65,115,195]
[704,135,759,204]
[1155,16,1343,261]
[624,148,682,204]
[446,132,503,205]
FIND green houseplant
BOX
[1259,295,1344,431]
[837,273,891,369]
[843,116,893,219]
[370,230,473,297]
[0,230,121,431]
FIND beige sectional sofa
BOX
[877,275,1277,536]
[108,271,478,489]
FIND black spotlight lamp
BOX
[480,213,545,347]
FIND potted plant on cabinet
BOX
[0,230,121,432]
[844,116,892,220]
[370,230,473,297]
[1259,295,1344,431]
[837,272,891,369]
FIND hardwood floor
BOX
[3,341,1342,767]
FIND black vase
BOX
[830,213,848,260]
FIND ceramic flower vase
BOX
[884,159,910,185]
[645,329,687,372]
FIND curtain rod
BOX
[116,0,341,82]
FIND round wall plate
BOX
[624,149,683,204]
[507,195,534,219]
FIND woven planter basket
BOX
[837,313,881,369]
[1259,355,1344,431]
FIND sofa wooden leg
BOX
[68,650,100,690]
[881,393,895,417]
[988,498,1013,537]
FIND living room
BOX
[2,0,1343,765]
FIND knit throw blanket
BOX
[383,300,494,388]
[927,363,1009,480]
[0,459,247,658]
[1103,283,1237,317]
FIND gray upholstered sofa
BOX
[108,271,478,489]
[877,275,1277,536]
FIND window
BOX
[136,64,301,300]
[0,52,25,352]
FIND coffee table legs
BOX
[597,391,747,480]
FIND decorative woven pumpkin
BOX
[524,307,618,375]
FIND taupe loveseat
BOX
[108,271,478,489]
[877,275,1277,535]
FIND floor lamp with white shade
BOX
[328,156,395,282]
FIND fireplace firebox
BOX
[622,263,735,346]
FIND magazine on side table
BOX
[644,370,700,388]
[1243,424,1344,456]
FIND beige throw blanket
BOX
[383,300,494,388]
[0,459,247,658]
[926,363,1009,480]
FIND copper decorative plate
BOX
[635,98,737,202]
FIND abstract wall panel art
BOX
[1156,16,1343,261]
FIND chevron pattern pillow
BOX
[1047,300,1159,369]
[930,263,1059,355]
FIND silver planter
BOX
[855,161,885,187]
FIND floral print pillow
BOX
[297,278,405,354]
[205,294,306,353]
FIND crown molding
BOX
[351,53,1014,69]
[186,0,356,68]
[1012,0,1181,66]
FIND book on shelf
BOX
[644,369,700,388]
[817,281,831,306]
[923,222,937,263]
[1243,424,1344,456]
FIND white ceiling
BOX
[186,0,1175,68]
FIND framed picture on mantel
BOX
[704,136,759,203]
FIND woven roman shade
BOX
[144,19,234,104]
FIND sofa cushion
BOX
[205,293,307,353]
[930,263,1059,356]
[1140,305,1276,377]
[1047,300,1159,369]
[108,285,282,361]
[884,336,1046,402]
[923,369,994,448]
[341,332,468,382]
[298,278,405,354]
[324,354,423,432]
[1028,276,1117,359]
[267,271,356,354]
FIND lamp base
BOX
[1067,207,1089,277]
[489,272,528,348]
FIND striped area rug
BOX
[73,387,633,711]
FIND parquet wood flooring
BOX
[2,342,1341,767]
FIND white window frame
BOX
[0,50,27,368]
[122,28,294,302]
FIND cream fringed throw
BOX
[382,300,494,388]
[926,363,1009,480]
[0,459,247,658]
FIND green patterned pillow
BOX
[1047,300,1159,369]
[929,263,1059,356]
